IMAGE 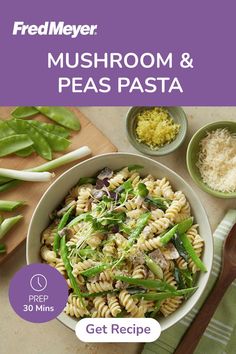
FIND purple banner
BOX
[0,0,236,105]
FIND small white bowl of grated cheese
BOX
[187,121,236,198]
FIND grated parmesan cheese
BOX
[197,128,236,193]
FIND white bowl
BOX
[27,153,213,331]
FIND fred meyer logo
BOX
[12,21,98,38]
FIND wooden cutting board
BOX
[0,107,117,264]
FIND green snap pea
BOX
[172,234,189,261]
[127,212,151,247]
[60,235,83,300]
[30,120,70,138]
[114,275,175,292]
[67,213,89,227]
[81,289,119,298]
[126,287,146,295]
[32,126,70,152]
[0,121,15,139]
[177,217,193,235]
[145,254,163,279]
[113,212,151,268]
[53,206,74,254]
[0,243,6,254]
[8,119,52,160]
[133,287,198,301]
[0,200,25,212]
[81,263,111,277]
[173,267,185,289]
[15,146,35,157]
[145,196,170,211]
[179,233,207,272]
[0,174,17,186]
[180,269,195,288]
[11,106,38,119]
[0,180,21,193]
[0,134,33,157]
[159,225,179,245]
[160,217,194,245]
[36,106,81,131]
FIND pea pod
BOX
[81,289,119,298]
[0,180,21,193]
[15,146,35,157]
[159,225,178,245]
[126,287,146,295]
[11,106,38,119]
[127,212,151,247]
[0,243,6,254]
[177,217,193,234]
[179,233,207,272]
[144,254,163,279]
[53,206,74,254]
[30,120,70,138]
[60,235,83,300]
[36,106,81,131]
[67,213,90,227]
[114,275,175,292]
[133,287,198,301]
[181,269,196,289]
[173,267,185,289]
[81,263,111,277]
[0,134,33,157]
[160,217,194,245]
[145,196,170,211]
[172,234,189,261]
[113,212,151,268]
[33,126,70,152]
[0,120,15,139]
[8,119,52,160]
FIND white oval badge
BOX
[75,318,161,342]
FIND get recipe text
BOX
[86,322,150,336]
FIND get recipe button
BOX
[76,318,161,343]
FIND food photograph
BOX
[0,106,236,354]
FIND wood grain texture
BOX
[0,106,117,264]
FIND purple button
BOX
[9,263,68,323]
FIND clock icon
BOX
[30,274,48,292]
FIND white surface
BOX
[1,107,236,354]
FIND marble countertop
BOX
[0,107,235,354]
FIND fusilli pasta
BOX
[40,166,205,320]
